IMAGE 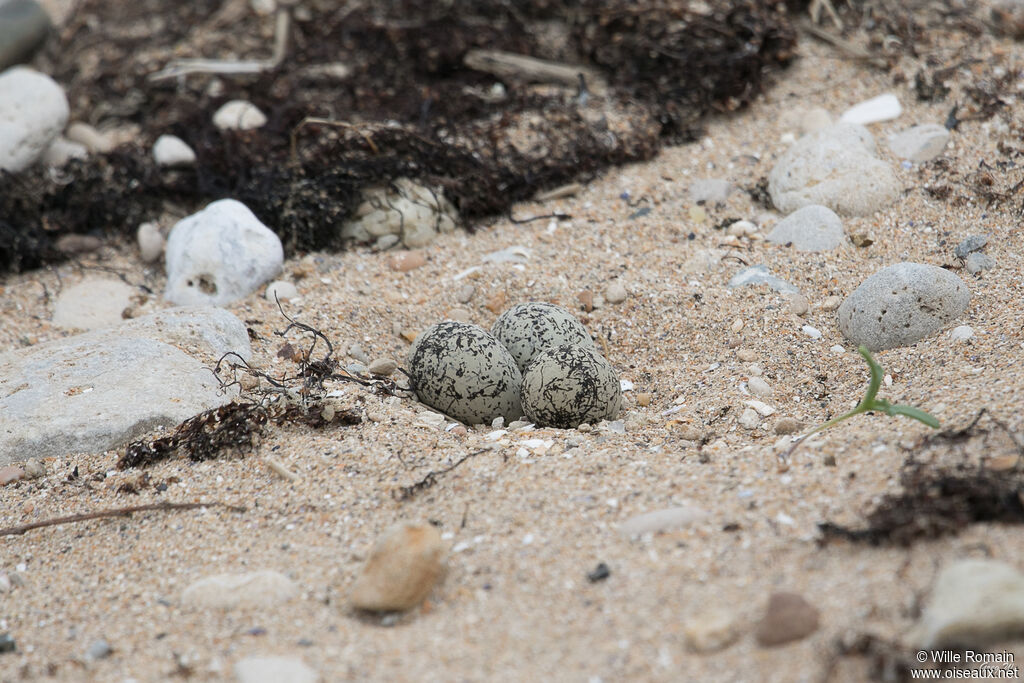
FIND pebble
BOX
[738,408,760,429]
[887,123,949,162]
[768,122,899,217]
[85,639,112,660]
[64,122,109,153]
[745,400,775,416]
[755,592,821,646]
[234,656,319,683]
[618,506,708,537]
[786,293,809,316]
[407,321,523,425]
[727,265,798,294]
[152,134,196,166]
[52,277,135,330]
[212,99,267,130]
[340,178,458,248]
[55,234,102,255]
[604,281,628,304]
[165,199,284,306]
[838,263,971,350]
[673,424,705,441]
[736,348,758,362]
[368,358,398,376]
[954,234,989,259]
[0,0,51,71]
[747,376,773,397]
[389,250,426,272]
[950,325,974,342]
[347,343,369,364]
[137,222,164,263]
[819,295,842,312]
[774,417,803,435]
[0,633,15,653]
[839,93,902,125]
[0,465,24,485]
[801,325,822,340]
[684,608,740,653]
[910,559,1024,648]
[726,219,758,238]
[689,178,732,204]
[766,204,844,251]
[455,283,475,304]
[265,280,300,302]
[797,106,833,134]
[182,570,298,609]
[22,459,44,478]
[521,345,622,428]
[40,136,87,166]
[0,66,68,172]
[375,233,400,251]
[349,521,446,612]
[966,252,996,274]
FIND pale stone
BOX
[153,134,196,166]
[840,93,902,125]
[213,100,267,130]
[182,570,298,609]
[0,66,68,171]
[618,506,708,537]
[52,278,135,330]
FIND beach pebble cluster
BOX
[340,177,459,249]
[407,302,621,428]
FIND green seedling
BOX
[783,345,939,460]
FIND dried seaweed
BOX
[2,0,797,274]
[819,411,1024,546]
[117,303,400,469]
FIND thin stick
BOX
[393,449,490,501]
[0,501,246,537]
[148,10,290,81]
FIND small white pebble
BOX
[830,344,845,354]
[950,325,974,342]
[801,325,822,339]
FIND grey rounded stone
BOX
[0,0,52,72]
[407,322,523,425]
[768,123,900,217]
[490,302,594,372]
[838,263,971,351]
[521,344,621,429]
[888,123,950,163]
[767,205,844,252]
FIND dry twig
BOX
[0,501,246,537]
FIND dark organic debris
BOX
[393,448,489,502]
[819,411,1024,546]
[825,632,918,683]
[2,0,797,275]
[587,562,611,583]
[118,304,393,469]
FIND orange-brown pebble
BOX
[390,250,427,272]
[349,521,446,612]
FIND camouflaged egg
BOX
[521,344,622,429]
[491,302,594,372]
[407,321,524,424]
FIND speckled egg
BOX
[407,321,524,424]
[491,302,594,372]
[521,344,622,428]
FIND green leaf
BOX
[857,345,883,405]
[886,404,941,428]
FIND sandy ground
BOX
[4,11,1024,682]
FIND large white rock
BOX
[0,336,236,463]
[165,199,283,306]
[909,559,1024,648]
[768,123,900,217]
[838,262,971,351]
[0,66,69,172]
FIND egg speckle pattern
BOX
[491,302,595,372]
[521,344,622,428]
[407,321,524,424]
